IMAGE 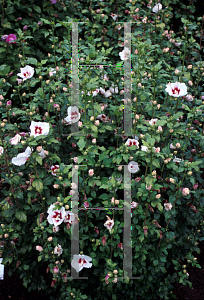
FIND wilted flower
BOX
[71,254,92,273]
[102,236,106,246]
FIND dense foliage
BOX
[0,0,204,299]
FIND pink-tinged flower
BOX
[149,118,158,126]
[188,81,193,86]
[23,25,28,31]
[17,78,22,84]
[156,194,161,199]
[7,100,12,106]
[152,3,162,13]
[50,165,60,176]
[143,226,148,237]
[131,201,138,208]
[112,277,118,283]
[146,184,152,191]
[71,254,92,273]
[105,273,110,284]
[36,245,43,252]
[48,237,53,242]
[89,169,94,176]
[64,211,75,224]
[11,146,32,166]
[2,34,8,41]
[193,184,198,190]
[125,138,139,148]
[104,90,112,98]
[51,279,57,287]
[47,204,66,227]
[84,201,89,209]
[0,146,4,155]
[6,34,17,44]
[50,0,57,3]
[182,188,190,196]
[164,203,173,211]
[118,242,123,249]
[92,138,96,144]
[102,236,106,246]
[186,94,194,101]
[104,215,114,232]
[65,106,81,124]
[135,177,141,182]
[95,227,99,235]
[30,121,49,138]
[119,47,130,61]
[54,244,63,256]
[53,225,60,233]
[155,147,160,153]
[62,273,67,282]
[165,82,187,97]
[53,266,59,274]
[10,134,21,145]
[17,65,34,81]
[152,220,161,228]
[53,184,59,189]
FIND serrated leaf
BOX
[32,179,43,193]
[15,211,27,223]
[35,155,42,165]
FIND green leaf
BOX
[15,211,27,223]
[25,57,38,66]
[32,179,43,193]
[77,137,86,149]
[35,155,42,166]
[152,159,160,168]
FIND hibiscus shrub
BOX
[1,1,204,300]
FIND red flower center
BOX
[171,87,180,95]
[53,211,62,222]
[35,126,42,134]
[52,166,59,173]
[71,111,78,119]
[78,258,87,265]
[23,71,31,77]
